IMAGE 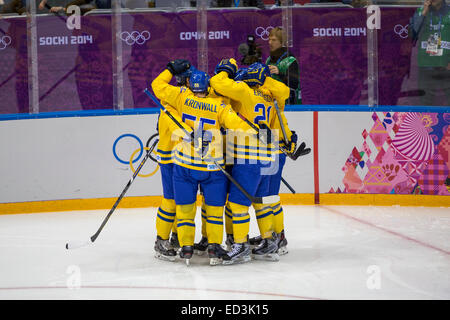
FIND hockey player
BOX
[248,73,297,256]
[194,90,234,256]
[153,63,194,261]
[210,59,286,264]
[151,60,257,265]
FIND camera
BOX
[237,34,262,66]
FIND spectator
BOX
[241,0,265,8]
[265,26,301,104]
[409,0,450,106]
[39,0,109,14]
[309,0,348,3]
[1,0,26,14]
[211,0,232,6]
[274,0,293,5]
[350,0,367,7]
[203,0,265,8]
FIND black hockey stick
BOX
[273,99,311,160]
[235,113,296,193]
[144,88,279,205]
[281,177,296,194]
[65,138,158,250]
[145,132,160,163]
[236,112,291,159]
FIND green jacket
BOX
[410,3,450,68]
[266,47,301,104]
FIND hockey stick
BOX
[273,100,311,160]
[65,138,158,250]
[235,113,296,193]
[281,177,296,194]
[236,112,291,158]
[273,100,290,147]
[145,132,160,163]
[144,88,279,205]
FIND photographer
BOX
[266,27,301,105]
[238,34,263,66]
[409,0,449,106]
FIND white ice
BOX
[0,205,449,300]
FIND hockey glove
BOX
[193,131,212,160]
[286,131,297,154]
[167,59,191,76]
[257,122,272,146]
[214,58,238,79]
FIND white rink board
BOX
[0,111,372,203]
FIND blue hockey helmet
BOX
[244,62,270,87]
[189,70,210,93]
[176,65,197,86]
[234,63,270,87]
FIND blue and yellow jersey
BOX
[156,97,191,164]
[210,71,288,161]
[262,77,293,153]
[152,69,254,171]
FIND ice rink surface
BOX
[0,204,449,300]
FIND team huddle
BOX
[150,58,299,266]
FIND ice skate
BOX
[225,234,234,251]
[180,245,194,266]
[222,242,251,265]
[154,236,176,262]
[249,234,263,249]
[252,236,280,261]
[208,243,230,266]
[276,230,288,255]
[194,236,208,256]
[169,232,181,253]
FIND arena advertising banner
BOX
[0,7,417,114]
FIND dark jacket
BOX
[266,47,301,104]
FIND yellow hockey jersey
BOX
[151,69,255,171]
[262,77,294,153]
[210,71,291,160]
[156,97,192,164]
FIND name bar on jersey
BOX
[184,98,218,113]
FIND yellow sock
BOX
[176,203,196,247]
[228,202,250,243]
[224,202,233,236]
[271,201,284,234]
[156,198,176,240]
[205,205,224,245]
[253,203,274,239]
[200,201,207,238]
[171,216,177,234]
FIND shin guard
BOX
[253,203,274,239]
[229,202,250,244]
[271,201,284,234]
[205,205,224,245]
[156,198,176,240]
[176,203,196,247]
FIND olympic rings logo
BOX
[255,26,274,41]
[120,30,151,46]
[394,24,408,39]
[112,133,159,178]
[0,36,12,50]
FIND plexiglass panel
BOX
[0,0,448,115]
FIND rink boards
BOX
[0,110,449,213]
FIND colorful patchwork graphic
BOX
[330,112,450,195]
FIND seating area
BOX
[0,0,423,16]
